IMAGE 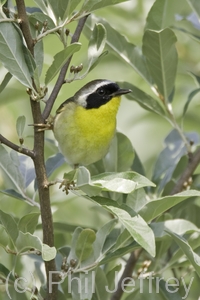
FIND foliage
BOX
[0,0,200,300]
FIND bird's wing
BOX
[56,97,74,114]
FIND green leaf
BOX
[87,23,106,72]
[104,206,155,257]
[0,189,26,201]
[100,240,138,265]
[126,188,148,213]
[151,219,200,239]
[68,227,83,262]
[29,12,55,30]
[46,153,65,178]
[92,171,155,193]
[94,267,109,300]
[91,195,134,213]
[0,72,12,94]
[0,146,25,193]
[115,132,135,172]
[79,167,154,197]
[189,72,200,86]
[131,150,146,177]
[42,244,57,261]
[15,231,42,253]
[0,0,7,6]
[22,42,37,77]
[139,190,200,223]
[111,228,132,252]
[33,41,44,77]
[93,173,138,193]
[32,0,49,14]
[80,0,129,13]
[0,23,35,88]
[173,15,200,44]
[182,88,200,117]
[79,270,95,300]
[152,130,197,193]
[77,167,102,196]
[18,213,40,234]
[93,219,117,259]
[153,278,183,300]
[18,155,36,188]
[166,230,200,277]
[103,132,135,172]
[66,0,81,17]
[0,210,19,245]
[85,16,152,84]
[48,0,70,21]
[15,231,56,261]
[75,229,96,263]
[187,0,200,19]
[145,0,181,30]
[45,43,81,85]
[106,264,122,293]
[102,228,122,254]
[142,28,178,101]
[122,82,166,116]
[16,116,26,138]
[0,224,9,249]
[162,233,200,272]
[0,263,15,282]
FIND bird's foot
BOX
[29,115,54,132]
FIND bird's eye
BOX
[97,88,106,96]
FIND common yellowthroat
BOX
[53,79,131,168]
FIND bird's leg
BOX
[29,115,54,132]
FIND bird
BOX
[53,79,131,168]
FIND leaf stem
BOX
[165,103,191,153]
[0,18,17,23]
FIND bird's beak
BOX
[111,88,132,97]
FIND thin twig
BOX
[42,14,89,120]
[110,249,143,300]
[171,147,200,195]
[0,18,17,23]
[0,134,35,158]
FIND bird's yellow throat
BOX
[74,95,121,140]
[54,96,121,166]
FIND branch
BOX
[171,147,200,195]
[15,0,34,54]
[110,249,143,300]
[42,14,89,120]
[0,134,35,158]
[15,1,58,299]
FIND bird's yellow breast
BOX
[53,96,121,166]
